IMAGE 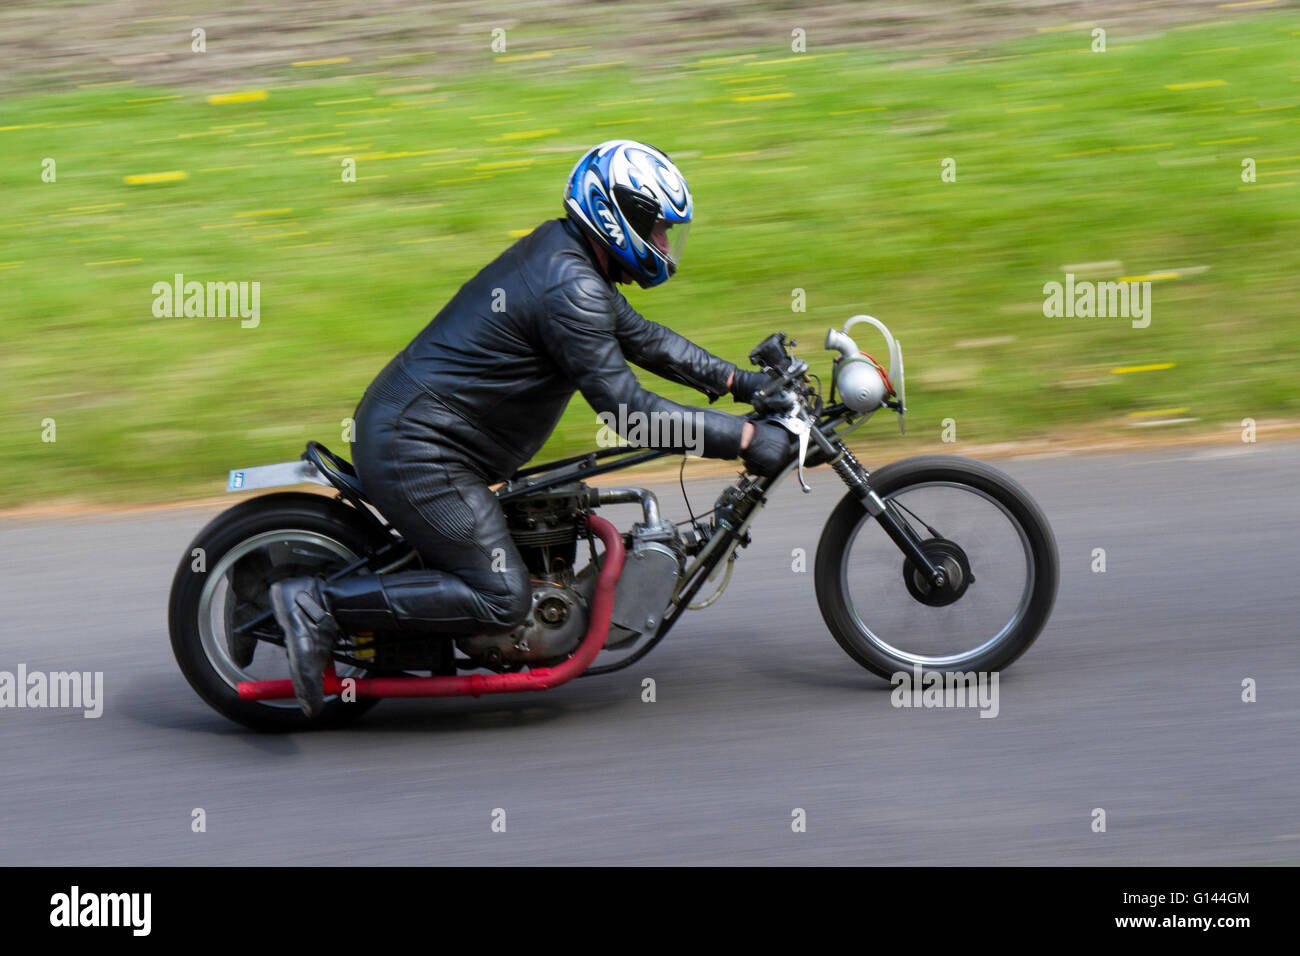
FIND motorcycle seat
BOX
[303,441,371,505]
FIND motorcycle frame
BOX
[480,399,935,675]
[233,397,943,699]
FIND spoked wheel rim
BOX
[196,529,364,709]
[839,481,1036,668]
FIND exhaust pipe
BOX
[238,513,626,701]
[596,486,662,526]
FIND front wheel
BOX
[815,455,1058,679]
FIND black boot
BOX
[326,573,403,634]
[269,576,340,717]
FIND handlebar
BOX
[745,332,842,492]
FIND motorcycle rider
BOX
[264,140,797,717]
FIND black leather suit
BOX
[325,217,749,637]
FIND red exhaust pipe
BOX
[238,514,625,702]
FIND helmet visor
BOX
[649,218,689,268]
[613,184,689,270]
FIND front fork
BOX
[810,431,948,589]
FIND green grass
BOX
[2,15,1299,506]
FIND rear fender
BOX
[226,461,329,493]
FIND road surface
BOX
[1,442,1295,864]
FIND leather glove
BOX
[729,369,773,406]
[741,420,800,478]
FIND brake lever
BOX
[773,415,812,493]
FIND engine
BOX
[457,483,686,670]
[457,484,592,669]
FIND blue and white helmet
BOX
[563,140,692,288]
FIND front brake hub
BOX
[902,538,973,607]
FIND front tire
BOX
[815,455,1058,679]
[168,492,389,731]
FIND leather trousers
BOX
[325,358,532,636]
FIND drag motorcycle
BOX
[169,316,1059,730]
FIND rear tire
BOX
[815,455,1058,679]
[168,492,389,731]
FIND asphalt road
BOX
[1,441,1296,865]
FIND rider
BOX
[265,139,797,716]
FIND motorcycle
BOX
[169,317,1059,730]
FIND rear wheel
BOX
[815,455,1058,679]
[168,492,390,731]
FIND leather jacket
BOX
[362,217,748,482]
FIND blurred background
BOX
[2,2,1298,871]
[3,0,1298,507]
